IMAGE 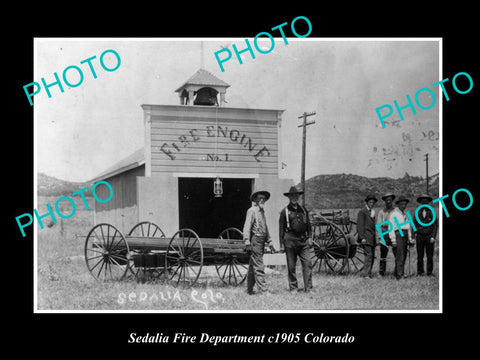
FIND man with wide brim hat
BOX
[388,195,414,279]
[279,186,312,292]
[395,195,410,205]
[243,189,275,295]
[376,192,396,276]
[250,190,271,202]
[413,194,437,276]
[283,186,304,197]
[416,194,433,203]
[357,194,378,277]
[381,193,396,201]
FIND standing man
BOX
[376,193,396,276]
[414,194,438,276]
[388,195,415,280]
[357,194,378,278]
[243,190,276,295]
[279,186,313,292]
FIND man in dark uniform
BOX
[357,194,378,278]
[279,186,313,292]
[414,194,438,276]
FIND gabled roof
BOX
[90,147,145,182]
[174,68,230,92]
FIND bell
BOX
[194,87,219,106]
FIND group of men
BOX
[242,186,438,295]
[357,192,438,280]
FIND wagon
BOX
[310,210,365,274]
[84,221,250,287]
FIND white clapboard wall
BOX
[143,104,284,176]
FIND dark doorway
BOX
[178,178,253,238]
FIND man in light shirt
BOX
[243,190,276,295]
[388,195,415,280]
[376,193,396,276]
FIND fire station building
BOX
[91,68,293,249]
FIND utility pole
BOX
[298,111,316,206]
[424,153,429,195]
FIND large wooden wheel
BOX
[346,243,366,273]
[128,221,165,238]
[312,219,350,274]
[215,227,249,286]
[84,223,130,281]
[165,229,203,287]
[343,220,365,274]
[127,221,166,282]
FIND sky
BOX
[34,38,440,183]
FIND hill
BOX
[37,172,91,196]
[37,171,439,209]
[302,172,439,209]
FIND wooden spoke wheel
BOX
[127,221,166,281]
[84,223,130,281]
[344,221,365,274]
[127,221,165,283]
[128,221,165,238]
[165,229,203,288]
[215,227,249,286]
[346,243,366,274]
[312,220,350,274]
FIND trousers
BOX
[246,235,268,293]
[379,240,397,275]
[361,244,375,277]
[284,234,312,291]
[394,230,408,279]
[416,233,434,275]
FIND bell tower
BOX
[174,68,230,106]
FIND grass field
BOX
[36,196,440,312]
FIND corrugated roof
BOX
[90,147,145,182]
[175,68,230,92]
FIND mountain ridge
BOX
[302,172,439,209]
[37,171,439,209]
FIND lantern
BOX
[213,176,223,197]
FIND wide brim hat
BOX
[250,190,271,202]
[283,186,304,197]
[364,194,378,203]
[395,195,410,204]
[381,193,396,201]
[417,194,433,203]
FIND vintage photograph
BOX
[33,38,441,312]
